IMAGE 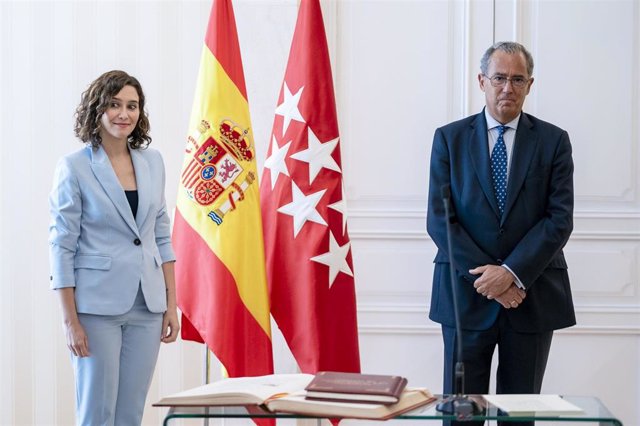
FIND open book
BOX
[154,373,436,420]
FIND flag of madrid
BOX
[260,0,360,374]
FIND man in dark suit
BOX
[427,42,576,424]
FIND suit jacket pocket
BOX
[74,254,112,270]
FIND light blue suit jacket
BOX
[49,145,176,315]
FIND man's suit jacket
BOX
[49,145,176,315]
[427,111,576,333]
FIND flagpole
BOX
[204,346,211,426]
[205,345,211,384]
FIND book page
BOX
[156,373,314,406]
[483,394,583,416]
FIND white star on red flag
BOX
[290,128,341,184]
[276,181,327,238]
[310,231,353,287]
[328,184,348,235]
[263,135,291,189]
[274,83,305,136]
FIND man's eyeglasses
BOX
[483,74,530,88]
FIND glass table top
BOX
[161,395,622,425]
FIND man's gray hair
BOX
[480,41,534,77]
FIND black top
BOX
[124,190,138,218]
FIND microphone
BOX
[441,184,457,224]
[436,185,481,419]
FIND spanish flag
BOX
[173,0,273,378]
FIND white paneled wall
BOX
[0,1,638,425]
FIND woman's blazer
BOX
[49,145,176,315]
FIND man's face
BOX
[478,50,534,124]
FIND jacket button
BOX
[499,228,505,235]
[133,238,141,246]
[497,258,503,265]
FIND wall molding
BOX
[357,303,640,315]
[350,230,428,240]
[359,324,640,336]
[348,207,640,220]
[356,303,640,336]
[349,229,640,241]
[346,207,640,242]
[570,232,640,240]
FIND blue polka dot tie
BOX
[491,125,508,215]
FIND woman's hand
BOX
[65,320,90,357]
[161,261,179,343]
[161,308,180,343]
[57,288,90,357]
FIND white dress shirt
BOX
[484,110,525,290]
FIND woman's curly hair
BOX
[74,70,151,149]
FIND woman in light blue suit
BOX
[49,70,180,426]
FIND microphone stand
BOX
[436,186,482,420]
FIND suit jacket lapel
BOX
[89,146,140,237]
[468,113,501,217]
[130,149,150,229]
[502,113,536,221]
